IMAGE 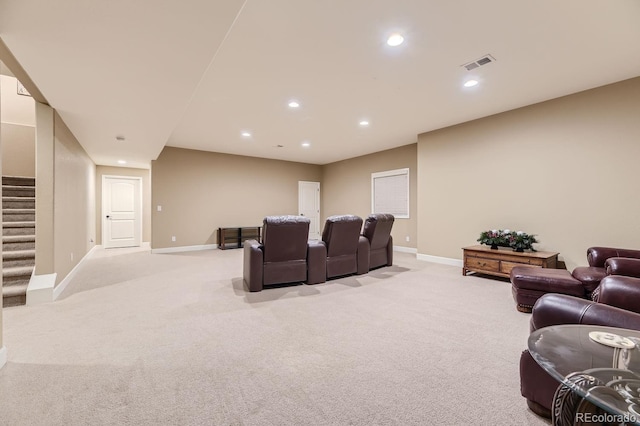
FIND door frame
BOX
[102,175,143,248]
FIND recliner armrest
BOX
[605,257,640,278]
[530,293,640,332]
[530,293,592,332]
[587,246,640,267]
[597,275,640,314]
[357,236,370,274]
[243,239,264,292]
[306,241,327,284]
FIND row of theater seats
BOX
[243,213,395,292]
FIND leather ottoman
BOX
[510,266,586,313]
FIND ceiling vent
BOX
[462,54,496,71]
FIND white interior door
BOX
[298,181,320,240]
[103,176,142,248]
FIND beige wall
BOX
[35,102,54,275]
[52,112,96,284]
[417,77,640,269]
[95,166,151,245]
[1,123,35,177]
[322,144,418,249]
[151,147,322,249]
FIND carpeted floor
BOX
[0,248,549,425]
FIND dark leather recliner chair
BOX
[243,215,325,292]
[520,276,640,418]
[510,246,640,312]
[320,215,369,279]
[362,213,394,270]
[573,246,640,295]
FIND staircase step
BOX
[3,249,35,268]
[3,221,36,236]
[3,282,28,307]
[2,185,35,197]
[2,197,35,209]
[3,249,36,260]
[3,235,35,251]
[2,176,35,187]
[3,235,35,243]
[3,209,35,222]
[3,265,34,278]
[3,221,36,228]
[3,227,35,236]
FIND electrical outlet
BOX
[171,236,176,242]
[157,205,162,212]
[405,236,410,242]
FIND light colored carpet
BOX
[0,248,549,425]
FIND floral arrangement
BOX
[477,229,538,252]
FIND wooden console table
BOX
[218,226,261,250]
[462,245,559,278]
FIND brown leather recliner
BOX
[362,213,394,270]
[243,215,326,292]
[510,246,640,312]
[573,246,640,294]
[520,277,640,418]
[320,215,369,279]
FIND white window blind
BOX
[371,168,409,219]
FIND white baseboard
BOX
[416,253,463,267]
[151,244,218,254]
[394,246,417,254]
[52,244,101,301]
[0,346,7,369]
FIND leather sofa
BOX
[520,277,640,418]
[319,215,369,279]
[361,213,394,270]
[243,215,325,292]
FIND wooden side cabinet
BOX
[462,245,558,278]
[218,226,261,250]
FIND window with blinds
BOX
[371,168,409,219]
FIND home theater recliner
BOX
[243,214,395,292]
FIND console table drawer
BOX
[465,257,500,273]
[500,261,540,275]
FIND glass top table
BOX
[529,324,640,425]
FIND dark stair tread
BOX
[3,265,34,278]
[3,249,36,259]
[2,282,28,297]
[2,196,35,201]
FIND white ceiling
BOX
[1,0,639,168]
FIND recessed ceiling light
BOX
[464,79,479,88]
[301,142,310,148]
[387,33,404,47]
[359,120,370,126]
[117,160,127,165]
[288,100,300,108]
[241,131,251,137]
